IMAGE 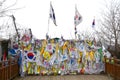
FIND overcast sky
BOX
[1,0,106,39]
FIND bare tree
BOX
[0,0,21,39]
[97,0,120,58]
[0,0,18,17]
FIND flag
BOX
[49,3,57,26]
[3,51,7,61]
[74,6,82,26]
[92,19,95,28]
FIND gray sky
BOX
[1,0,105,39]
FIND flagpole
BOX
[75,4,77,40]
[47,1,57,39]
[75,26,77,40]
[47,2,51,38]
[70,32,73,39]
[47,16,50,35]
[92,16,95,38]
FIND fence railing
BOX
[105,57,120,80]
[0,59,19,80]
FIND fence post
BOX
[8,60,10,79]
[114,58,119,80]
[10,59,12,80]
[104,57,107,74]
[0,62,2,80]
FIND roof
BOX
[0,37,9,42]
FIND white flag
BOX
[49,3,57,26]
[74,6,82,26]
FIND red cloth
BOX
[3,51,7,61]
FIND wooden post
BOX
[104,57,107,74]
[8,60,10,79]
[0,62,2,80]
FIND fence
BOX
[0,57,120,80]
[0,59,19,80]
[105,57,120,80]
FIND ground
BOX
[14,74,110,80]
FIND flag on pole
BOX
[74,6,82,27]
[92,19,95,28]
[49,2,57,26]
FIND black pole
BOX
[29,28,32,39]
[11,15,20,44]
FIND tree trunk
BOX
[115,38,118,58]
